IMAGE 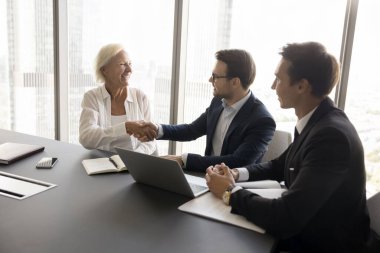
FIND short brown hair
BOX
[215,49,256,90]
[279,42,340,98]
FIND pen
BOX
[109,157,118,168]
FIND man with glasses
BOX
[135,49,275,172]
[206,42,372,252]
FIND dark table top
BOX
[0,129,275,253]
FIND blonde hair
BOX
[94,43,125,83]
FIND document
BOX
[0,142,44,164]
[82,155,127,175]
[236,180,281,189]
[178,181,287,233]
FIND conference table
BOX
[0,129,276,253]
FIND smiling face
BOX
[102,50,132,88]
[271,58,300,109]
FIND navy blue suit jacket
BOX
[230,98,370,253]
[159,93,276,172]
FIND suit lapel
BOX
[220,94,255,154]
[205,103,224,154]
[284,98,337,170]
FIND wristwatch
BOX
[222,184,235,205]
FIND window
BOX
[181,0,346,155]
[67,0,175,154]
[1,0,378,193]
[0,0,55,138]
[345,0,380,194]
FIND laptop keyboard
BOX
[189,183,208,194]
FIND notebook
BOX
[115,148,208,198]
[82,155,127,175]
[0,142,45,164]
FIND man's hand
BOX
[161,155,184,168]
[125,121,158,141]
[205,163,235,199]
[211,164,239,181]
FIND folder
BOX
[0,142,44,164]
[178,186,286,233]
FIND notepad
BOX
[178,182,287,233]
[82,155,127,175]
[0,142,45,164]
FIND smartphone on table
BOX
[36,157,58,169]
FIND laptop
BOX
[115,148,209,198]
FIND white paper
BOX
[236,180,281,189]
[179,192,265,233]
[246,188,287,199]
[178,185,287,233]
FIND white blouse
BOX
[79,85,157,154]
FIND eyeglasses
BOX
[211,73,230,82]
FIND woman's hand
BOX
[125,121,158,141]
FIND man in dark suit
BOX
[153,49,275,172]
[206,42,371,252]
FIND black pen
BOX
[109,157,118,168]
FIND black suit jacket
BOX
[231,98,370,253]
[159,93,276,172]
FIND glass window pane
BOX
[345,0,380,195]
[0,0,55,139]
[67,0,174,154]
[183,0,346,155]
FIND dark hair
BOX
[215,49,256,89]
[279,42,340,98]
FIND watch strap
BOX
[223,184,235,205]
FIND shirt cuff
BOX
[157,124,164,138]
[236,167,249,181]
[231,185,243,193]
[181,153,188,167]
[114,122,128,136]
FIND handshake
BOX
[125,121,158,142]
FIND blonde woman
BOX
[79,43,157,154]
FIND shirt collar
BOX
[296,106,318,134]
[222,90,251,111]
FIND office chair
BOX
[262,130,292,253]
[262,130,292,162]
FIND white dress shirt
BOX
[79,85,157,154]
[295,106,318,136]
[235,105,319,182]
[211,91,252,156]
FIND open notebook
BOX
[82,155,127,175]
